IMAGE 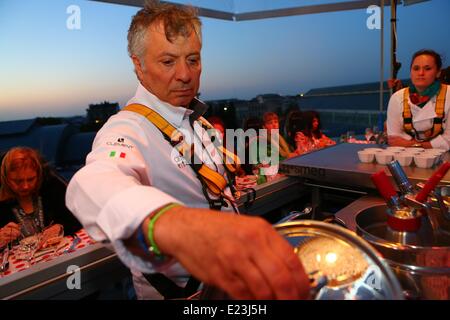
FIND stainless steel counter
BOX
[280,143,450,191]
[0,243,130,299]
[236,175,306,215]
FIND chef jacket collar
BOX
[410,95,438,122]
[128,83,208,128]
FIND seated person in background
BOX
[299,111,336,151]
[0,147,82,248]
[262,112,293,160]
[294,131,316,155]
[285,110,303,146]
[284,110,311,156]
[206,116,225,139]
[247,112,293,183]
[387,49,450,150]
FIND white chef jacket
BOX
[66,83,235,299]
[387,85,450,150]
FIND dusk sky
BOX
[1,0,449,121]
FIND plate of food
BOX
[235,175,258,190]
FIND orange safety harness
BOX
[122,103,240,211]
[403,84,447,141]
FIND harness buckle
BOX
[210,199,225,210]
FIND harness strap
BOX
[403,84,447,140]
[122,104,232,198]
[124,104,182,143]
[196,117,241,202]
[434,84,447,136]
[197,117,241,173]
[197,164,228,196]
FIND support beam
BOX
[235,0,392,21]
[87,0,234,20]
[88,0,431,21]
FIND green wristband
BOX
[147,203,180,256]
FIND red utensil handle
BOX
[371,170,397,202]
[387,215,421,232]
[415,161,450,203]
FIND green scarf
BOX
[409,80,441,108]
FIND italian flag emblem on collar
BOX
[109,151,126,158]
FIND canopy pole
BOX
[390,0,401,95]
[378,0,385,131]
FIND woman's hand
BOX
[40,224,64,248]
[0,222,21,248]
[388,135,416,147]
[42,224,64,238]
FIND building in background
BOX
[0,80,400,180]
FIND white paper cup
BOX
[375,152,394,165]
[358,151,375,163]
[423,149,445,156]
[394,154,413,166]
[414,154,436,168]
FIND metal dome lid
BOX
[275,220,404,300]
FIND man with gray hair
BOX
[66,0,309,300]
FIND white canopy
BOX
[89,0,430,21]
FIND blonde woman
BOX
[0,147,81,248]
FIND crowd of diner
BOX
[210,109,338,189]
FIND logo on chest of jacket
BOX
[173,155,188,169]
[106,137,134,149]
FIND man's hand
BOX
[0,222,21,248]
[154,207,311,300]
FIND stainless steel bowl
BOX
[355,205,450,299]
[201,220,403,300]
[277,220,403,300]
